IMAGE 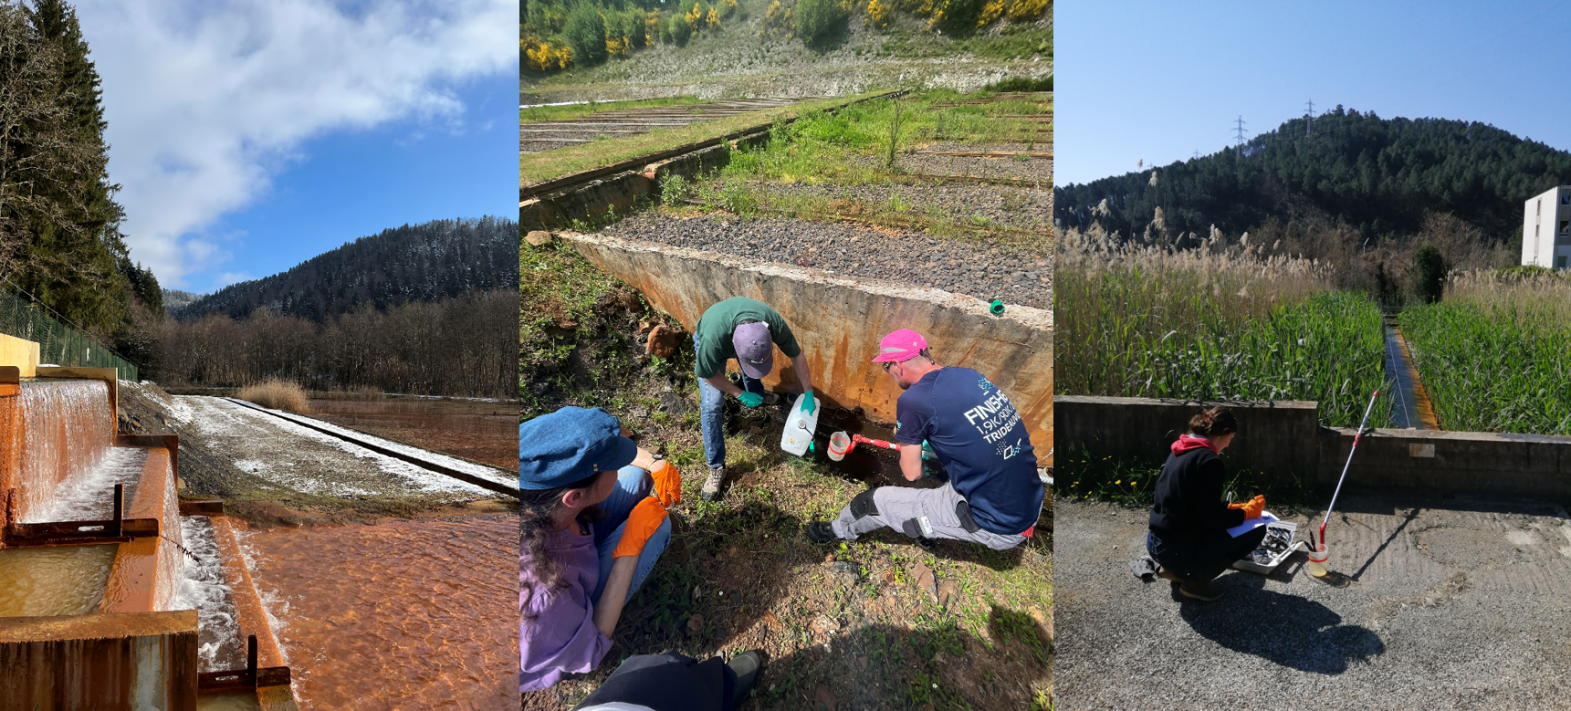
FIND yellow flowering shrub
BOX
[977,0,1003,26]
[1006,0,1048,21]
[866,0,890,27]
[706,7,720,29]
[720,0,739,19]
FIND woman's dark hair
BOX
[1188,406,1238,437]
[520,474,606,620]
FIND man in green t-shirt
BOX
[692,297,816,501]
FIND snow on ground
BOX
[228,399,515,489]
[175,396,493,500]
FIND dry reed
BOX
[236,379,311,414]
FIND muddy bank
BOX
[601,213,1053,310]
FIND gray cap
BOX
[732,321,774,379]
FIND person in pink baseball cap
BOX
[803,328,1044,552]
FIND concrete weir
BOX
[559,231,1054,451]
[0,346,297,708]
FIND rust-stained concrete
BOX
[209,515,287,673]
[0,609,198,711]
[102,447,179,614]
[560,231,1053,452]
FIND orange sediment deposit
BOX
[240,516,518,710]
[1390,325,1441,430]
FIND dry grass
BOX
[237,379,311,413]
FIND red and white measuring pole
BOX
[1316,389,1380,549]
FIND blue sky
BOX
[79,0,517,292]
[1056,1,1571,185]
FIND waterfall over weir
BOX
[0,363,298,709]
[14,379,114,522]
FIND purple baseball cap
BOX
[733,321,774,379]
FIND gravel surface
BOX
[744,179,1050,234]
[847,143,1052,182]
[603,213,1052,310]
[1055,496,1571,710]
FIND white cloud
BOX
[76,0,517,287]
[211,272,253,290]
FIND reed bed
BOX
[1400,270,1571,434]
[1057,226,1392,428]
[236,379,311,414]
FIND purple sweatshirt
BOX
[521,523,610,692]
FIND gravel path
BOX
[744,180,1051,234]
[1056,496,1571,710]
[604,213,1052,310]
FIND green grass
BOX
[1056,233,1392,428]
[520,95,704,123]
[521,93,887,186]
[1400,292,1571,434]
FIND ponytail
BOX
[1188,406,1238,437]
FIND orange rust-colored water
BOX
[305,398,517,471]
[15,379,113,522]
[241,515,518,710]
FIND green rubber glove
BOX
[736,391,763,407]
[800,391,815,415]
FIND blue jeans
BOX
[696,335,765,471]
[590,465,672,605]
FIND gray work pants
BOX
[830,482,1027,551]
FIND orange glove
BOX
[649,460,682,508]
[1228,495,1266,520]
[612,497,669,558]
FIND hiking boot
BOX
[700,466,726,501]
[916,536,937,551]
[805,521,838,544]
[1178,578,1225,602]
[727,650,764,706]
[1156,566,1183,584]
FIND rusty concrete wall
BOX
[0,610,198,711]
[560,232,1053,452]
[1,367,17,536]
[102,447,179,613]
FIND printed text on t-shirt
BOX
[963,390,1022,444]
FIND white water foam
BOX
[172,515,245,673]
[25,448,148,523]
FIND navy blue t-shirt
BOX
[895,367,1043,535]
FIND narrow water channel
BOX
[1383,323,1438,430]
[238,515,518,710]
[173,515,245,673]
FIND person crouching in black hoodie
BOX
[1146,406,1268,602]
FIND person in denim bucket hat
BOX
[520,407,681,692]
[691,297,816,501]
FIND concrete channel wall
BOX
[0,610,199,711]
[521,132,768,230]
[561,232,1054,451]
[1056,395,1571,501]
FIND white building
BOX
[1523,185,1571,269]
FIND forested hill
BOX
[1055,107,1571,247]
[170,216,518,322]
